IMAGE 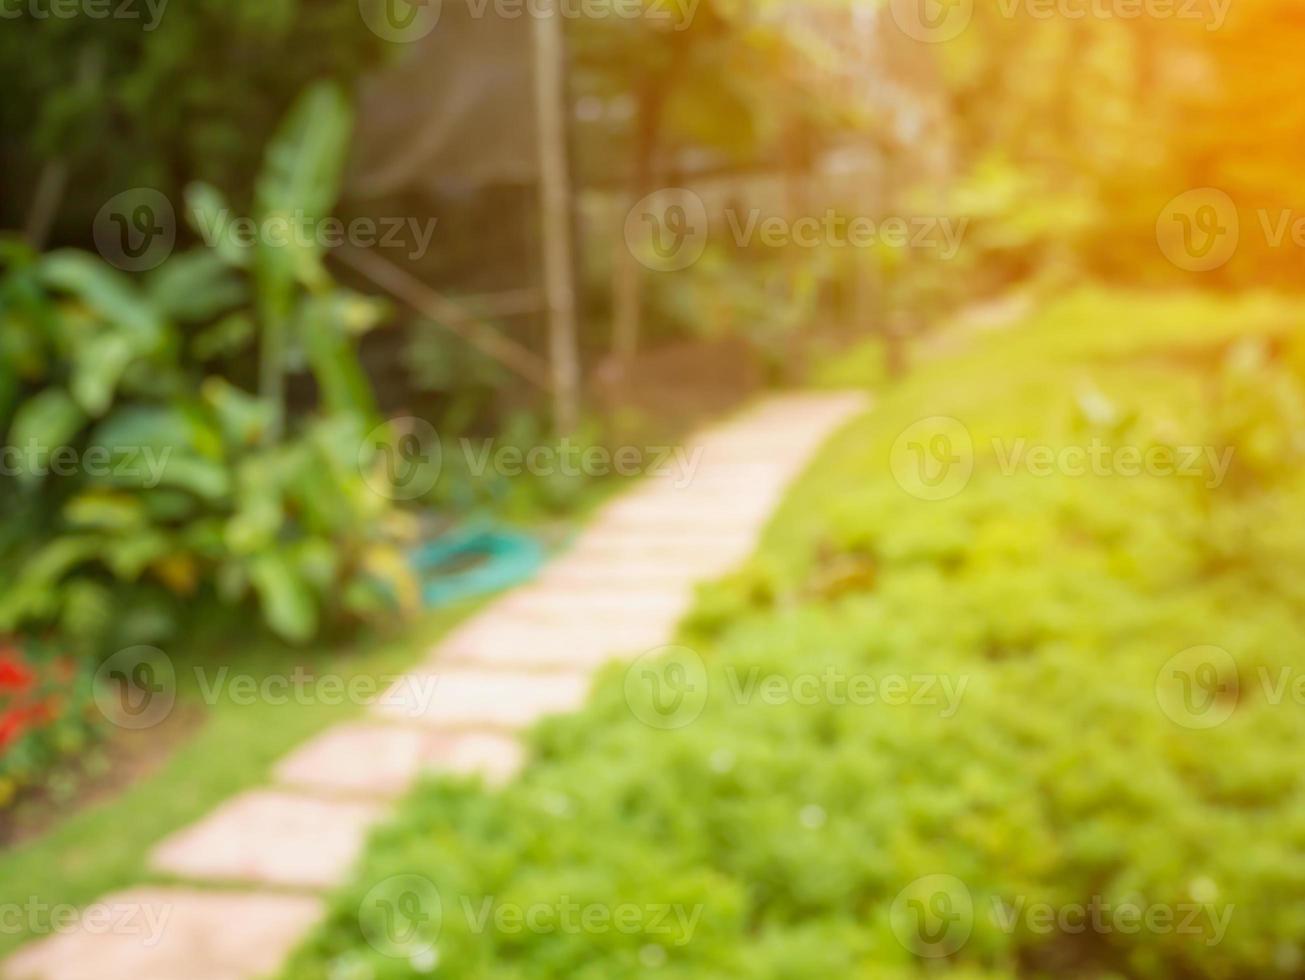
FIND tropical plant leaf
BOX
[37,250,164,340]
[296,293,381,418]
[7,387,86,484]
[185,183,250,268]
[254,81,353,234]
[144,249,248,322]
[249,550,318,642]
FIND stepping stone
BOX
[535,559,700,588]
[373,669,590,730]
[434,608,684,670]
[273,723,525,797]
[150,789,383,889]
[429,731,525,785]
[2,887,323,980]
[274,723,436,798]
[439,628,654,671]
[494,586,690,621]
[469,603,683,639]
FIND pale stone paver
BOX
[431,731,525,786]
[150,790,384,889]
[3,391,868,980]
[274,723,525,797]
[274,723,436,798]
[1,889,323,980]
[372,668,592,729]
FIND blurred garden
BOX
[3,0,1305,976]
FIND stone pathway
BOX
[2,392,867,980]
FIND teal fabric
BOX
[410,525,546,607]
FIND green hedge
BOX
[284,289,1305,979]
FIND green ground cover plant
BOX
[284,288,1305,979]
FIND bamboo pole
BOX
[532,0,582,432]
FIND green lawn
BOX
[278,287,1305,979]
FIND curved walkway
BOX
[3,391,868,980]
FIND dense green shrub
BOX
[0,85,417,656]
[284,291,1305,979]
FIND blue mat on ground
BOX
[410,524,547,607]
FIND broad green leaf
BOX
[144,249,247,322]
[296,294,380,418]
[254,82,353,234]
[37,250,164,339]
[184,183,250,268]
[249,551,317,643]
[192,312,256,362]
[7,387,86,484]
[0,536,100,628]
[71,331,133,416]
[201,377,275,447]
[64,490,146,531]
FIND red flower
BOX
[0,708,27,750]
[0,653,34,693]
